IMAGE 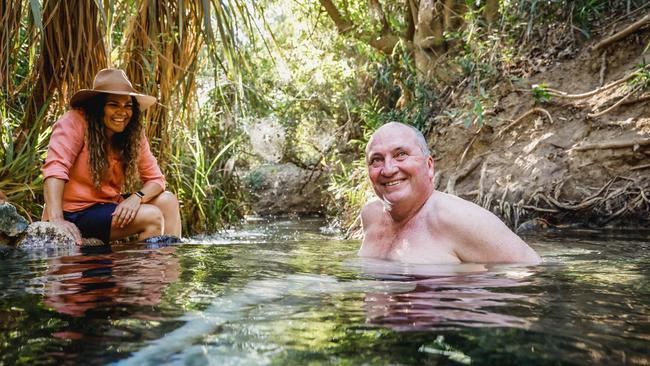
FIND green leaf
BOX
[29,0,43,34]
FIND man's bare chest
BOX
[363,220,460,264]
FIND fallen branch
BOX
[497,107,553,138]
[592,13,650,52]
[588,85,642,118]
[572,138,650,151]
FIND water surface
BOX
[1,218,648,365]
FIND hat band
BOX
[93,82,139,94]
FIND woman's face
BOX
[103,94,133,136]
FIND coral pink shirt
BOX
[42,109,166,213]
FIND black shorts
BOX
[64,203,117,244]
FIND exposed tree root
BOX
[497,107,553,138]
[599,51,607,86]
[545,65,648,99]
[592,13,650,52]
[572,137,650,151]
[519,176,650,226]
[631,163,650,171]
[446,156,483,195]
[459,129,480,167]
[621,92,650,106]
[587,85,643,118]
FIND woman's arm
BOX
[111,181,163,229]
[44,177,82,244]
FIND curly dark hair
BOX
[79,93,143,191]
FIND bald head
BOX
[366,122,430,158]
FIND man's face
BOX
[366,124,434,206]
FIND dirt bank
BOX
[431,20,650,229]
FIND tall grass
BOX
[167,94,246,234]
[0,101,50,219]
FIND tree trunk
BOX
[25,0,107,131]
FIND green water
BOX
[0,218,648,365]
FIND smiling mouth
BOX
[384,180,404,187]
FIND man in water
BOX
[359,122,541,264]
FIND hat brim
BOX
[70,89,157,111]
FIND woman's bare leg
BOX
[110,204,164,241]
[148,191,181,237]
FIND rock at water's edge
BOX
[0,203,29,237]
[17,221,104,249]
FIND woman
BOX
[43,68,181,244]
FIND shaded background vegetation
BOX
[1,0,648,235]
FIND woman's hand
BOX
[44,177,82,245]
[50,217,83,245]
[112,194,142,228]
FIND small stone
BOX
[81,238,106,247]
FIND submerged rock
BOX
[0,203,29,238]
[516,218,551,234]
[0,244,13,258]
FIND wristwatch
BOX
[135,191,145,199]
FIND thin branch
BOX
[319,0,354,33]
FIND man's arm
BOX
[439,193,541,264]
[358,199,383,257]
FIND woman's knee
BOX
[152,191,179,213]
[139,205,164,229]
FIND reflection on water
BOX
[0,218,649,366]
[41,245,179,319]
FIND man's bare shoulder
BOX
[361,198,384,226]
[428,191,481,222]
[429,191,541,263]
[426,190,507,237]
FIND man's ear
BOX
[427,156,435,179]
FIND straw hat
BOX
[70,68,157,110]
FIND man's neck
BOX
[384,188,434,225]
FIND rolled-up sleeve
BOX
[42,111,86,181]
[138,135,166,190]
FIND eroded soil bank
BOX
[431,23,650,229]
